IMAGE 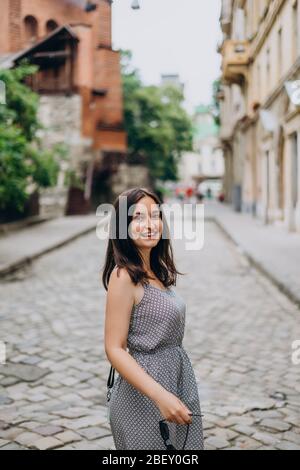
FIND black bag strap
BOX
[106,365,115,402]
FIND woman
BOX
[102,187,204,450]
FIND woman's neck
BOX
[139,249,152,272]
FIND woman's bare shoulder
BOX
[109,266,143,307]
[109,266,133,290]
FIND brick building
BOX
[0,0,132,214]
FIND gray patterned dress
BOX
[108,280,204,450]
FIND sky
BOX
[112,0,222,114]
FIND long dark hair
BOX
[101,187,184,290]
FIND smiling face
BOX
[103,187,178,291]
[129,196,163,250]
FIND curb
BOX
[208,215,300,309]
[0,219,105,279]
[0,216,53,236]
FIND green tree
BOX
[121,50,193,182]
[0,62,60,219]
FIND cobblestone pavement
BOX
[205,201,300,308]
[0,215,299,450]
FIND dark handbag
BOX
[107,365,115,402]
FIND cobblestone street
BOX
[0,212,299,450]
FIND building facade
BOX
[0,0,129,213]
[178,105,224,197]
[219,0,300,232]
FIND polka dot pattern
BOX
[108,281,204,450]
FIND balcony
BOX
[221,40,250,84]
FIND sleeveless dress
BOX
[108,279,205,450]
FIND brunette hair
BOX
[101,187,184,290]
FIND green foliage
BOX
[0,62,63,217]
[0,126,28,212]
[26,145,60,188]
[64,168,85,191]
[0,62,40,140]
[121,50,193,182]
[0,130,61,213]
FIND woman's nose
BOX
[146,216,157,230]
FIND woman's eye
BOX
[133,212,160,221]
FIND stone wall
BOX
[39,187,69,218]
[110,163,152,199]
[37,94,94,166]
[37,94,94,216]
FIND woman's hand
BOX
[155,389,192,425]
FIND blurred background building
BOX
[160,73,185,94]
[0,0,128,214]
[219,0,300,233]
[179,104,224,198]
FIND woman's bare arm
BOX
[104,267,166,405]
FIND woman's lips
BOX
[141,232,158,238]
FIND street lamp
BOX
[131,0,140,9]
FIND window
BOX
[253,0,259,31]
[46,19,59,34]
[277,28,282,79]
[235,7,246,40]
[293,1,298,60]
[291,132,298,209]
[24,15,38,42]
[257,63,261,102]
[266,48,271,87]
